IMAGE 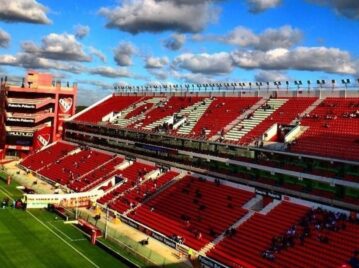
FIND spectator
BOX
[348,251,359,268]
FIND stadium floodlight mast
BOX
[231,82,237,91]
[331,79,336,90]
[266,82,270,91]
[285,81,289,91]
[239,82,245,90]
[203,83,208,92]
[294,80,302,90]
[274,81,281,89]
[341,78,350,89]
[256,82,263,90]
[307,80,311,90]
[316,79,325,88]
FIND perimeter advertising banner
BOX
[24,191,101,209]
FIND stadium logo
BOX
[59,97,73,113]
[37,134,50,148]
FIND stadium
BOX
[0,1,359,267]
[0,72,358,268]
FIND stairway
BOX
[143,99,210,131]
[224,99,288,142]
[176,98,214,135]
[112,97,166,127]
[199,210,256,255]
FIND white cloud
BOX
[89,66,132,78]
[99,0,220,34]
[89,47,106,62]
[193,25,302,51]
[232,47,356,74]
[246,0,282,13]
[255,70,289,82]
[164,33,186,51]
[74,24,90,39]
[22,33,91,62]
[114,42,136,66]
[0,28,10,48]
[309,0,359,20]
[0,53,85,73]
[0,0,51,24]
[173,52,234,74]
[145,56,169,69]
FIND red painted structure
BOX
[0,71,77,159]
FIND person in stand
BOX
[348,251,359,268]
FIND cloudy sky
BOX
[0,0,358,105]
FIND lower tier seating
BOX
[38,148,113,186]
[21,142,76,171]
[109,170,179,213]
[208,202,359,268]
[67,156,124,192]
[97,162,156,205]
[129,176,254,250]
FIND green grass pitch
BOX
[0,172,136,268]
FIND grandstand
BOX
[2,80,358,268]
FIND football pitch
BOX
[0,172,139,268]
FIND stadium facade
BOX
[0,71,77,159]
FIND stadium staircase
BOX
[239,98,317,145]
[97,162,156,206]
[111,97,166,127]
[124,171,186,215]
[291,98,324,124]
[129,176,254,250]
[206,201,309,268]
[175,98,214,135]
[223,99,288,142]
[142,97,205,131]
[291,97,359,161]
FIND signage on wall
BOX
[37,134,50,147]
[7,117,35,123]
[59,97,73,113]
[8,103,36,109]
[8,131,34,137]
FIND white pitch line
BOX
[47,221,75,241]
[46,221,87,242]
[0,185,14,197]
[27,210,100,268]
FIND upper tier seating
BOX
[67,156,124,192]
[291,98,359,161]
[75,95,143,123]
[239,98,317,144]
[109,170,179,213]
[129,176,254,250]
[125,102,154,119]
[189,97,259,139]
[132,96,204,130]
[21,142,76,171]
[97,162,156,205]
[38,148,113,186]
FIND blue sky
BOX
[0,0,358,105]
